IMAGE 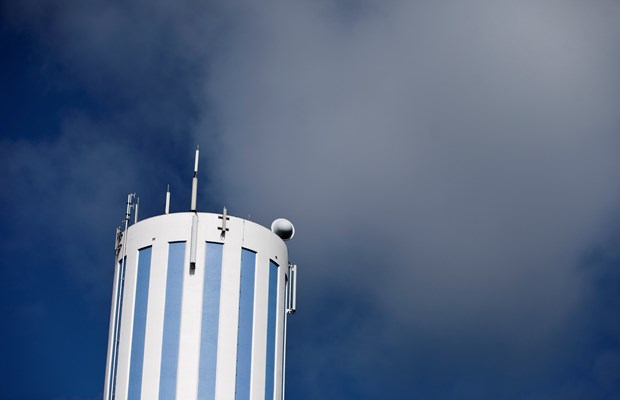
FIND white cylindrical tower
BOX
[103,153,297,400]
[104,211,294,400]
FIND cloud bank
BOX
[202,1,620,396]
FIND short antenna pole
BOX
[190,146,199,212]
[134,197,140,224]
[165,184,170,214]
[189,147,199,273]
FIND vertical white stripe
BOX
[104,257,121,399]
[274,265,287,400]
[250,252,270,400]
[176,237,203,399]
[114,246,138,400]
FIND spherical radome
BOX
[271,218,295,240]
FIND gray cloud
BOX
[202,0,620,393]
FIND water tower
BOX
[103,148,297,399]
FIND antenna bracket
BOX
[218,207,230,238]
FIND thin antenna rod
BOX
[190,146,199,212]
[165,184,170,214]
[189,147,199,273]
[134,197,140,224]
[194,145,200,174]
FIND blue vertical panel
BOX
[110,257,127,399]
[197,242,224,400]
[264,261,279,400]
[128,247,152,399]
[158,242,186,399]
[235,249,256,399]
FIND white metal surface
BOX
[104,211,291,400]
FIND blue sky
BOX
[1,1,620,399]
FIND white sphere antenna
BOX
[271,218,295,240]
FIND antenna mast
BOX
[190,146,199,212]
[165,185,170,214]
[189,146,199,273]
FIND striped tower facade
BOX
[103,211,292,400]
